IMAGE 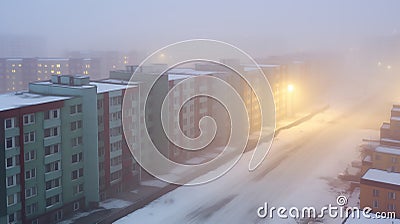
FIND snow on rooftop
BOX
[168,74,195,81]
[0,92,71,112]
[100,79,130,85]
[33,81,93,89]
[381,123,390,129]
[375,146,400,156]
[392,108,400,112]
[168,68,221,76]
[344,213,400,223]
[37,58,69,61]
[90,82,132,93]
[381,138,400,144]
[362,168,400,186]
[391,116,400,121]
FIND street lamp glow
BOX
[287,84,294,93]
[387,65,392,70]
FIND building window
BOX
[45,178,60,191]
[71,136,83,147]
[388,192,396,200]
[46,194,61,208]
[71,152,83,163]
[44,127,59,138]
[7,211,20,224]
[110,111,122,121]
[392,157,397,164]
[23,114,35,125]
[25,168,36,180]
[73,201,80,211]
[110,126,122,137]
[24,131,35,143]
[45,144,60,156]
[110,96,122,106]
[98,115,103,126]
[97,99,103,110]
[5,136,19,149]
[25,150,36,162]
[31,219,39,224]
[111,155,122,166]
[55,210,63,222]
[110,170,122,182]
[373,200,379,208]
[25,186,37,199]
[7,174,20,188]
[7,193,19,207]
[70,120,83,131]
[110,140,122,152]
[6,155,20,169]
[70,104,83,114]
[71,168,84,180]
[45,161,60,173]
[388,204,396,211]
[373,189,380,197]
[73,184,84,195]
[26,202,38,215]
[4,118,15,129]
[44,109,60,120]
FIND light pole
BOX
[287,84,294,117]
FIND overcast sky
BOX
[1,0,400,57]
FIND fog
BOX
[1,0,400,58]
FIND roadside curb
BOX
[275,105,330,136]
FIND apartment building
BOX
[0,58,101,93]
[360,169,400,217]
[0,74,140,224]
[360,104,400,218]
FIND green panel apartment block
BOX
[0,74,140,224]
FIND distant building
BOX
[0,58,101,93]
[362,105,400,174]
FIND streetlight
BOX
[287,84,294,93]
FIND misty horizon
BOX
[1,0,400,59]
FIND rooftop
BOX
[168,68,221,76]
[375,146,400,156]
[90,81,136,94]
[362,168,400,186]
[0,92,71,112]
